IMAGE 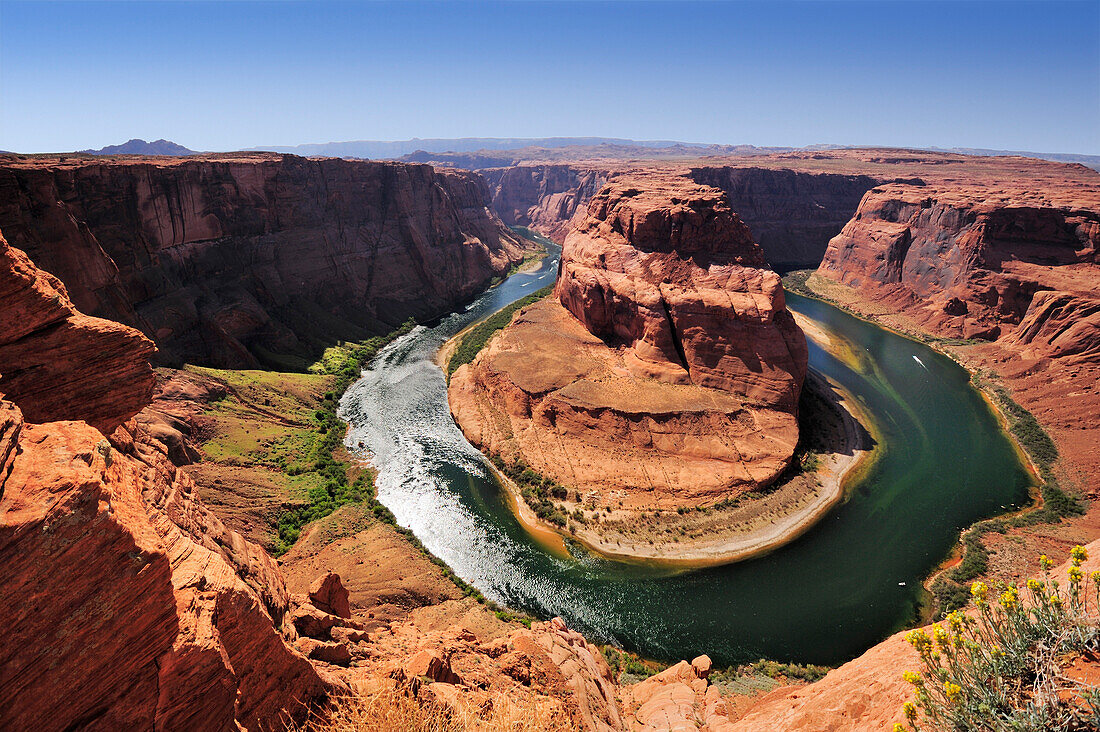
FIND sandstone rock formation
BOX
[0,240,334,729]
[0,233,154,432]
[483,163,609,242]
[451,176,807,519]
[0,412,335,730]
[556,177,807,406]
[813,175,1100,489]
[818,181,1100,342]
[0,153,536,368]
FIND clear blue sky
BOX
[1,0,1097,154]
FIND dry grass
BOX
[286,685,574,732]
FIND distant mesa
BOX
[81,138,196,156]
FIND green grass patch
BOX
[270,319,417,554]
[490,454,572,528]
[447,285,552,377]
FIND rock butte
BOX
[449,174,811,554]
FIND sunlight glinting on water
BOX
[337,244,1031,666]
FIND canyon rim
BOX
[3,1,1100,730]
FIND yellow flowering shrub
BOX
[895,548,1099,731]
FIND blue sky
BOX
[1,0,1097,154]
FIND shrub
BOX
[272,320,415,555]
[447,287,552,376]
[896,547,1100,731]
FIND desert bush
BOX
[286,683,571,731]
[896,547,1100,731]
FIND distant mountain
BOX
[925,147,1100,172]
[82,139,196,156]
[802,144,1100,172]
[246,136,745,159]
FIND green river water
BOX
[340,247,1032,666]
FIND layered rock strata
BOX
[0,153,535,368]
[0,233,154,432]
[451,176,807,513]
[0,239,334,730]
[818,181,1100,343]
[482,163,610,242]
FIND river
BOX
[339,244,1031,666]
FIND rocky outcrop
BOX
[556,177,807,406]
[0,244,335,729]
[1003,289,1100,363]
[0,233,154,433]
[451,176,807,528]
[0,406,336,730]
[688,167,878,268]
[818,181,1100,344]
[0,153,535,368]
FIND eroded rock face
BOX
[0,154,535,368]
[556,177,807,406]
[818,182,1100,346]
[0,412,334,731]
[688,166,878,268]
[483,164,609,243]
[0,244,333,729]
[0,233,154,433]
[451,176,807,508]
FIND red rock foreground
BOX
[450,175,810,558]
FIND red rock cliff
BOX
[0,233,154,432]
[556,176,808,408]
[0,237,334,730]
[0,153,535,368]
[818,181,1100,346]
[482,164,609,243]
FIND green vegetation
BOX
[780,268,816,296]
[491,454,571,528]
[898,547,1100,731]
[447,286,553,377]
[600,647,669,681]
[717,656,827,686]
[599,645,829,689]
[271,320,416,554]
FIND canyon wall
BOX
[688,166,878,268]
[451,175,807,517]
[484,163,878,268]
[818,182,1100,345]
[482,164,609,242]
[0,238,334,730]
[0,154,535,368]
